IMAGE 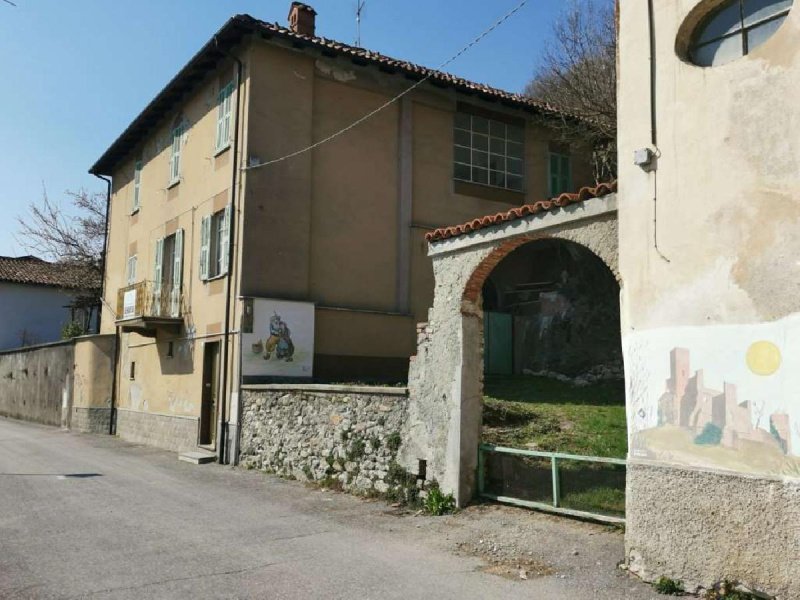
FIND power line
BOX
[243,0,529,172]
[1,0,17,6]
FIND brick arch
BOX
[462,233,619,307]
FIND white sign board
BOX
[241,298,314,378]
[122,289,137,319]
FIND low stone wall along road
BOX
[0,417,655,599]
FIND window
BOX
[169,123,184,185]
[126,255,137,286]
[132,160,142,213]
[549,153,572,197]
[129,361,136,380]
[153,229,183,317]
[199,205,231,280]
[688,0,793,66]
[215,82,234,152]
[453,112,524,192]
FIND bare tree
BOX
[525,0,617,181]
[16,187,106,274]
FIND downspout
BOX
[214,37,243,464]
[647,0,669,262]
[93,173,118,435]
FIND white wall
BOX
[0,283,80,350]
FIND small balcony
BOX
[116,280,184,335]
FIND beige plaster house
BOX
[91,4,595,460]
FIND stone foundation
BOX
[71,407,112,434]
[626,461,800,599]
[239,385,410,495]
[116,408,198,452]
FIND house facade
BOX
[91,4,596,459]
[618,0,799,595]
[0,256,99,350]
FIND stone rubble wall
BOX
[239,385,410,495]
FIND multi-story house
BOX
[90,3,595,460]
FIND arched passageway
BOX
[398,187,621,506]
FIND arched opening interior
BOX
[478,238,626,517]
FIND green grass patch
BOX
[482,375,627,516]
[482,375,627,458]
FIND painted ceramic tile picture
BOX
[241,298,314,378]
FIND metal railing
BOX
[116,280,183,320]
[478,443,627,525]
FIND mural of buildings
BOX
[658,348,791,454]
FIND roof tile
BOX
[425,181,617,243]
[0,256,101,291]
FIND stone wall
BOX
[116,408,198,452]
[0,340,74,427]
[627,462,800,599]
[239,385,410,495]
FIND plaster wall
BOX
[71,334,116,433]
[0,341,73,427]
[0,282,82,350]
[618,1,800,594]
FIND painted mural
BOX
[625,315,800,478]
[241,298,314,379]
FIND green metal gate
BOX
[484,311,512,375]
[478,443,626,525]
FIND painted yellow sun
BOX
[746,341,782,376]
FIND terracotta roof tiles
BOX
[0,256,101,291]
[426,181,617,243]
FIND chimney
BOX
[288,2,317,37]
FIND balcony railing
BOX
[116,280,183,322]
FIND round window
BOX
[688,0,793,66]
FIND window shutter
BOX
[153,238,164,316]
[549,154,559,197]
[561,155,571,193]
[223,84,233,145]
[172,229,183,317]
[199,214,211,280]
[216,88,225,151]
[133,160,142,213]
[220,204,231,276]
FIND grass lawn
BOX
[481,375,627,517]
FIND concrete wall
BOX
[0,282,82,350]
[71,334,116,433]
[0,334,115,432]
[399,196,618,505]
[239,384,410,495]
[618,1,800,596]
[0,341,73,427]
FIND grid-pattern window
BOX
[454,112,524,192]
[689,0,793,66]
[549,153,572,197]
[132,160,142,213]
[169,123,184,185]
[215,82,234,152]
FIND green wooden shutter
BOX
[220,204,231,276]
[172,229,183,317]
[153,238,164,316]
[199,215,211,281]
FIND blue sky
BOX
[0,0,567,257]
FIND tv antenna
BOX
[355,0,366,46]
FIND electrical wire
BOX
[243,0,529,172]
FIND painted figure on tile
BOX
[264,312,294,362]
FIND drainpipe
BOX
[214,36,243,464]
[647,0,658,147]
[93,173,118,435]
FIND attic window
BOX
[687,0,793,66]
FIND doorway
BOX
[200,341,221,448]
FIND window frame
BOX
[548,152,573,197]
[215,82,235,154]
[132,160,142,214]
[453,111,525,193]
[199,204,231,281]
[126,254,138,286]
[688,0,793,66]
[169,123,184,187]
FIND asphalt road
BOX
[0,418,657,599]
